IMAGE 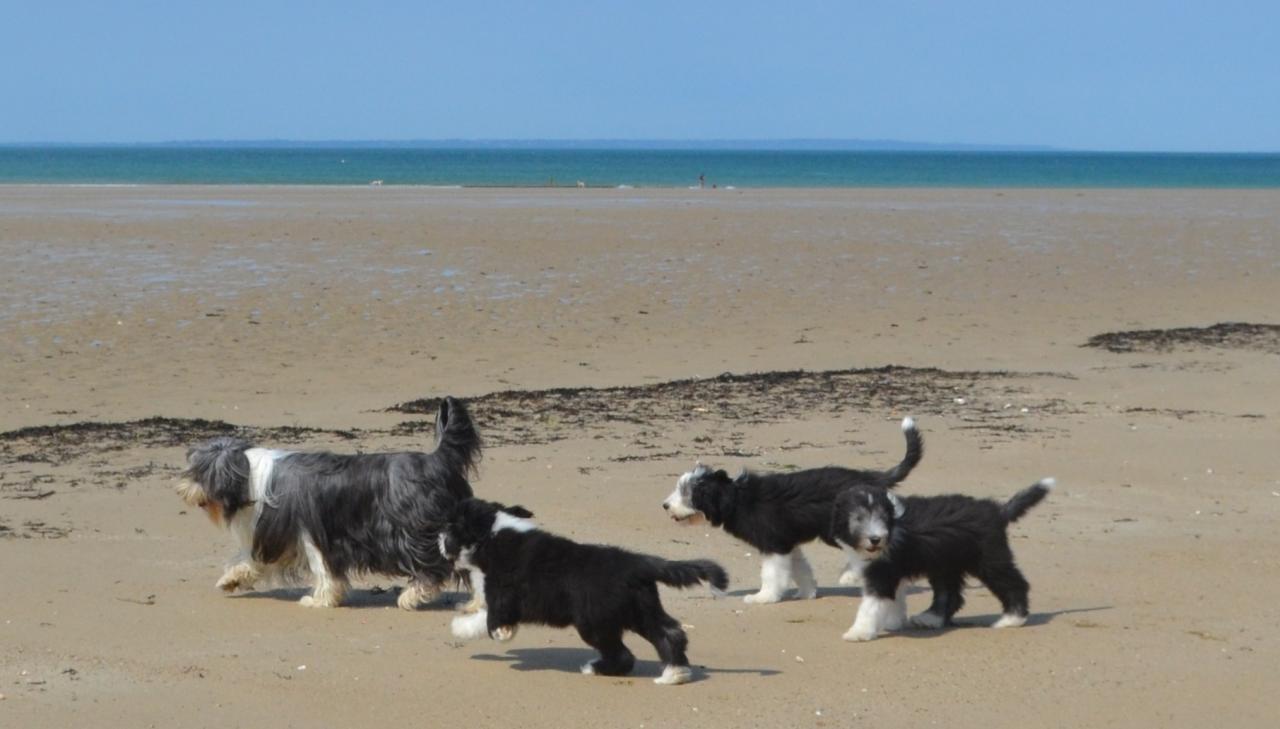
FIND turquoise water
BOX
[1,147,1279,187]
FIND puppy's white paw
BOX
[580,662,596,675]
[910,611,945,629]
[993,613,1027,629]
[842,624,879,642]
[793,586,817,600]
[654,665,693,685]
[744,591,783,604]
[450,610,490,640]
[882,606,907,632]
[491,625,517,642]
[837,569,861,587]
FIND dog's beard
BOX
[175,479,225,525]
[672,512,707,526]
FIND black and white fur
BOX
[439,498,728,686]
[176,397,481,610]
[662,417,923,604]
[832,477,1054,641]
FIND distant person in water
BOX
[699,173,705,188]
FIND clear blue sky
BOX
[3,1,1277,150]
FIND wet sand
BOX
[2,186,1278,727]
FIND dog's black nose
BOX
[868,536,882,546]
[662,502,669,510]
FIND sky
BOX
[2,1,1278,151]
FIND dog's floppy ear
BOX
[887,491,907,519]
[503,505,534,519]
[691,477,729,526]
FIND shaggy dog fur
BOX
[832,478,1054,641]
[440,498,728,685]
[176,397,481,610]
[662,418,923,603]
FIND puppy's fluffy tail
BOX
[433,396,482,478]
[651,558,729,594]
[878,417,924,487]
[1002,478,1055,523]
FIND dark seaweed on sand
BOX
[1,365,1073,471]
[389,365,1073,446]
[1083,322,1280,354]
[0,417,358,464]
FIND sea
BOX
[2,146,1279,188]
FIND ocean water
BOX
[1,146,1278,187]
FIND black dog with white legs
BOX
[440,498,728,685]
[663,418,923,604]
[832,478,1054,641]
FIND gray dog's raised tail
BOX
[1002,478,1055,523]
[651,558,730,592]
[434,396,482,478]
[879,416,925,486]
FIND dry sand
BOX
[1,186,1278,727]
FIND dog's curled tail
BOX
[879,417,924,487]
[1002,478,1055,523]
[434,396,482,477]
[651,558,730,595]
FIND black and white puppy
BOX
[439,498,728,686]
[662,418,923,604]
[176,397,481,610]
[832,477,1054,641]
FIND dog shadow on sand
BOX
[724,583,932,600]
[229,587,471,610]
[469,647,781,683]
[884,604,1114,639]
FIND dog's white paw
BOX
[216,565,256,592]
[837,569,861,587]
[450,610,490,640]
[580,662,596,675]
[491,625,517,642]
[910,611,945,629]
[744,591,783,604]
[654,665,693,685]
[993,613,1027,629]
[216,574,244,592]
[882,607,907,632]
[842,624,879,642]
[397,583,441,611]
[397,590,421,611]
[299,594,339,608]
[793,585,818,600]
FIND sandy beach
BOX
[2,186,1278,727]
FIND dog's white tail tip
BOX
[1039,477,1057,490]
[901,416,916,432]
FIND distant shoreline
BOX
[3,183,1280,191]
[3,147,1278,188]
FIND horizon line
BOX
[2,138,1278,154]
